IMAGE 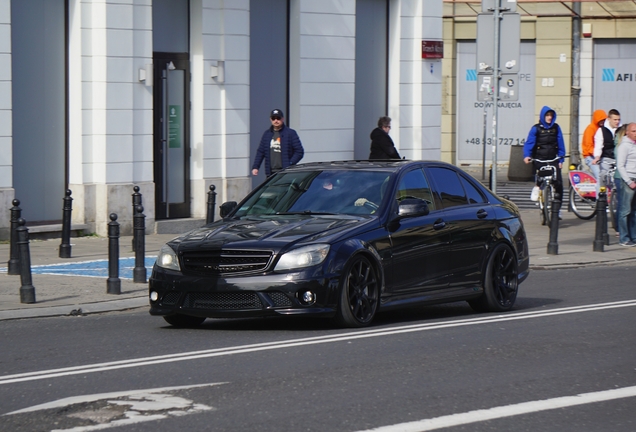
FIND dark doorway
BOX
[153,53,191,220]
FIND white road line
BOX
[1,300,635,385]
[355,385,636,432]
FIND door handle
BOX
[477,209,488,219]
[433,219,446,230]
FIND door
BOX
[426,166,495,289]
[153,53,190,219]
[386,168,450,293]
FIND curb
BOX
[0,296,147,321]
[529,256,636,270]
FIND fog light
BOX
[150,291,159,301]
[300,291,316,305]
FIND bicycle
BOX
[532,156,562,226]
[568,162,618,230]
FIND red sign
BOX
[422,40,443,59]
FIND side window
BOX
[396,169,435,210]
[460,175,487,204]
[428,167,467,209]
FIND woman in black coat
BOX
[369,116,401,160]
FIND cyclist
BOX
[523,106,566,211]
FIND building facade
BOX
[0,0,444,239]
[442,1,636,170]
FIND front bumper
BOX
[148,268,341,319]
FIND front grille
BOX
[183,292,263,310]
[265,292,292,307]
[162,291,181,305]
[181,249,273,276]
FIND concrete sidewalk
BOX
[1,208,635,321]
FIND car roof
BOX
[283,160,459,172]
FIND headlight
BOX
[156,244,181,271]
[275,244,330,271]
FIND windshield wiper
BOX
[276,210,336,215]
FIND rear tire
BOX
[569,187,596,220]
[334,255,379,328]
[163,314,206,327]
[469,243,518,313]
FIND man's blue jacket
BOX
[252,124,304,176]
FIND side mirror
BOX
[397,198,430,218]
[219,201,238,218]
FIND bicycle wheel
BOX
[569,187,596,220]
[542,185,553,226]
[609,187,618,231]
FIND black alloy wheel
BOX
[163,314,206,327]
[335,255,379,327]
[469,243,518,312]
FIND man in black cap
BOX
[252,109,304,177]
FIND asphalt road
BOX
[1,265,635,432]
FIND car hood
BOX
[169,215,375,252]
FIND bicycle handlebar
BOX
[531,155,569,163]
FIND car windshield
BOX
[235,170,391,217]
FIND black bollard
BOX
[547,195,561,255]
[7,199,21,275]
[593,188,608,252]
[17,218,36,303]
[107,213,121,294]
[206,184,217,224]
[59,189,73,258]
[133,205,146,283]
[131,186,142,251]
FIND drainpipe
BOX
[570,2,581,166]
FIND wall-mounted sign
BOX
[422,40,443,59]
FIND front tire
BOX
[469,243,518,312]
[163,314,206,327]
[542,186,553,226]
[569,187,596,220]
[335,255,379,328]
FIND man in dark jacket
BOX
[252,109,304,177]
[369,116,401,160]
[523,106,566,202]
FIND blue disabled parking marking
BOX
[0,257,157,280]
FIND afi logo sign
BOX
[603,68,635,82]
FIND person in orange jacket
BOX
[581,109,607,181]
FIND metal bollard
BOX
[206,184,217,224]
[131,186,142,251]
[133,205,146,283]
[593,188,608,252]
[107,213,121,294]
[7,199,21,275]
[59,189,73,258]
[547,195,561,255]
[17,218,36,303]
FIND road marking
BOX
[355,385,636,431]
[1,300,635,386]
[0,257,156,280]
[3,383,225,431]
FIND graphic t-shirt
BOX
[270,130,282,172]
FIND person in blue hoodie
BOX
[523,106,566,203]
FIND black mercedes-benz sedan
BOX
[149,160,529,328]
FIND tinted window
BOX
[235,170,391,216]
[428,167,467,209]
[460,175,486,204]
[396,169,435,210]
